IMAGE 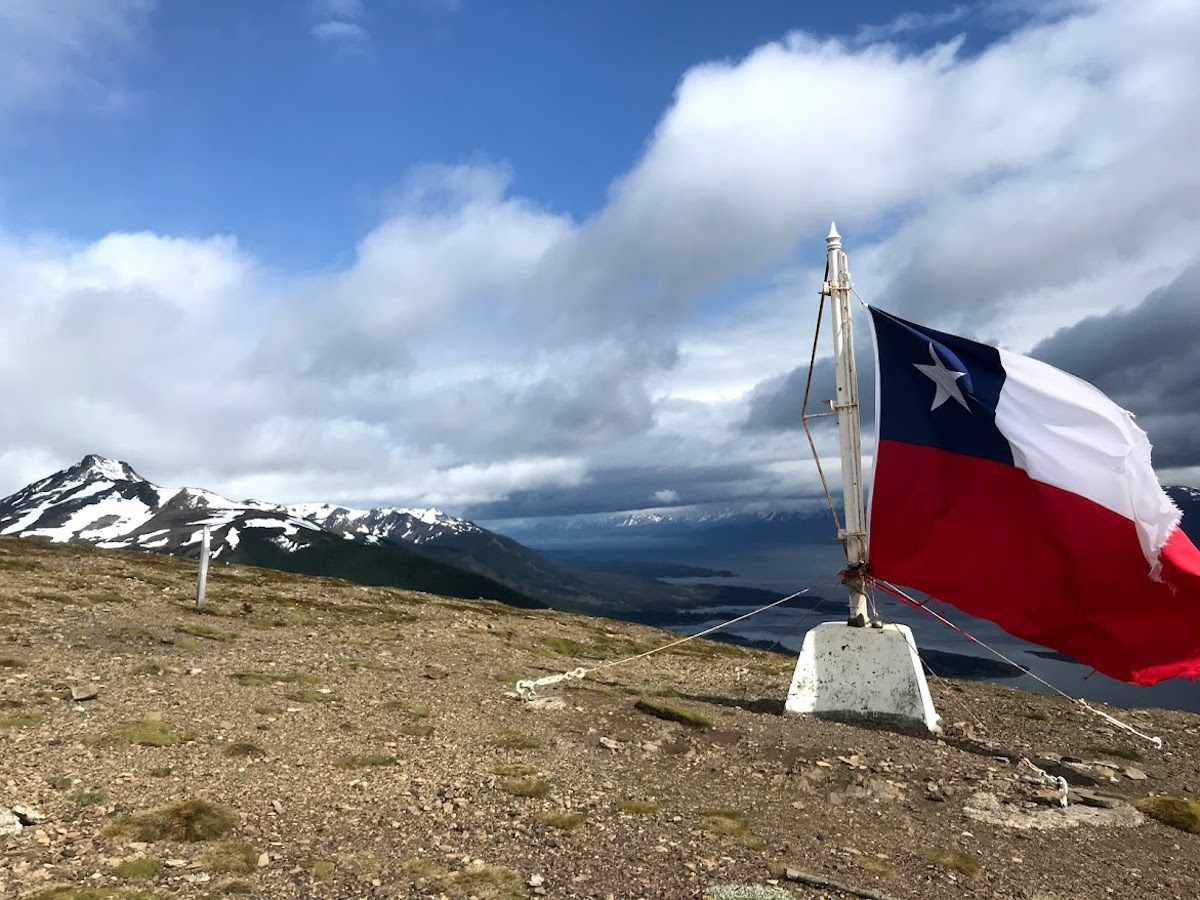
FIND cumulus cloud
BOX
[2,0,1199,520]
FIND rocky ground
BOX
[2,535,1199,900]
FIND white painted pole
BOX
[195,525,210,610]
[824,223,870,627]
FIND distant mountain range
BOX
[0,456,789,617]
[486,506,838,559]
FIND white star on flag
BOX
[914,342,970,411]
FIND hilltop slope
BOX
[2,536,1198,900]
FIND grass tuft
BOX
[924,847,982,878]
[232,671,320,686]
[104,719,183,748]
[533,811,584,830]
[177,622,234,641]
[105,799,236,843]
[25,888,166,900]
[859,858,896,878]
[1083,744,1142,762]
[68,789,109,808]
[1134,796,1200,834]
[635,698,713,729]
[698,808,764,849]
[442,862,527,899]
[112,858,163,880]
[500,777,551,798]
[400,723,434,737]
[616,799,660,814]
[490,763,538,777]
[336,754,395,768]
[0,712,41,730]
[196,841,259,874]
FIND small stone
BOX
[424,664,450,680]
[69,685,98,702]
[271,800,283,813]
[599,737,621,751]
[528,874,545,887]
[257,852,270,867]
[1124,767,1148,781]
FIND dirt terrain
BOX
[2,536,1199,900]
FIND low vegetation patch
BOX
[196,841,259,874]
[303,859,337,881]
[400,723,434,737]
[616,799,660,814]
[392,702,429,718]
[68,789,109,808]
[0,656,27,669]
[336,754,395,768]
[704,887,794,900]
[698,808,765,849]
[177,622,234,641]
[129,661,164,676]
[924,847,982,878]
[500,777,551,799]
[441,862,527,900]
[103,719,183,748]
[105,799,236,843]
[490,764,538,777]
[232,670,320,686]
[111,857,163,880]
[1134,796,1200,834]
[25,888,166,900]
[859,858,897,878]
[634,698,713,729]
[533,811,584,830]
[1084,744,1142,762]
[0,712,41,730]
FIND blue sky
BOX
[2,0,995,268]
[0,0,1197,519]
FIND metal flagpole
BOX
[823,223,870,627]
[784,224,937,731]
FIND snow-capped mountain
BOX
[286,502,479,546]
[0,455,333,559]
[0,455,795,616]
[0,456,540,607]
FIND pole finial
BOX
[827,221,841,247]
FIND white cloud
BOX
[311,19,369,46]
[854,5,971,44]
[2,0,1199,518]
[0,0,154,119]
[309,0,370,48]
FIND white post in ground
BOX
[784,224,940,732]
[195,525,210,610]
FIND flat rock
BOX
[964,791,1144,831]
[69,684,98,702]
[0,809,21,837]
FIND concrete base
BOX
[784,621,940,732]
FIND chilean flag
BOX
[867,307,1200,686]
